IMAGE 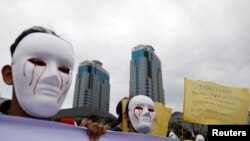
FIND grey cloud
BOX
[0,0,249,116]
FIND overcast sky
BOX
[0,0,249,117]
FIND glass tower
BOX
[73,60,110,112]
[129,45,165,104]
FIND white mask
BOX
[128,95,156,133]
[169,132,178,139]
[11,33,74,118]
[195,134,205,141]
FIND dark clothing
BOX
[110,119,123,131]
[110,119,120,128]
[0,100,11,114]
[111,126,122,131]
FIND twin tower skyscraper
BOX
[73,45,165,112]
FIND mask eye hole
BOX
[58,65,70,74]
[148,108,154,112]
[135,106,143,110]
[28,58,46,66]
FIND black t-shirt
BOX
[0,100,11,114]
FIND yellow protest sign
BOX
[183,79,249,124]
[150,102,172,137]
[121,98,129,132]
[249,90,250,111]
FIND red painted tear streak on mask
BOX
[134,108,143,122]
[149,111,153,122]
[57,73,71,104]
[66,73,72,84]
[57,86,70,104]
[59,72,72,90]
[33,66,46,95]
[58,71,64,90]
[29,65,37,85]
[23,61,29,77]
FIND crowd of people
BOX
[0,26,206,141]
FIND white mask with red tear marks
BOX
[128,95,156,133]
[11,33,74,118]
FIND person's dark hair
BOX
[125,96,132,129]
[183,129,193,140]
[10,26,59,57]
[125,97,130,117]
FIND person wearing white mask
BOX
[195,134,205,141]
[168,130,179,140]
[0,26,105,141]
[125,95,156,134]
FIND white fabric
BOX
[195,134,205,141]
[11,33,74,118]
[128,95,156,133]
[0,115,177,141]
[169,132,178,139]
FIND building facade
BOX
[73,60,110,112]
[129,45,165,104]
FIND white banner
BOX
[0,115,176,141]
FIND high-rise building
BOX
[73,60,110,112]
[129,45,165,104]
